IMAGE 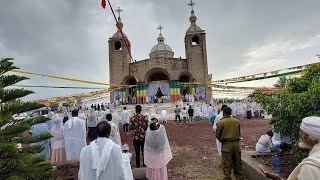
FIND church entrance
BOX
[145,68,170,103]
[179,72,193,102]
[123,76,137,104]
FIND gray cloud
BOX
[1,0,320,100]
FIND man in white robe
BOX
[64,109,87,161]
[121,107,130,134]
[202,103,208,118]
[112,109,120,131]
[260,116,320,180]
[213,105,227,156]
[106,113,122,146]
[144,118,172,180]
[79,121,126,180]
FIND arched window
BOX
[191,35,200,45]
[115,41,122,50]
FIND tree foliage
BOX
[0,58,53,180]
[253,65,320,160]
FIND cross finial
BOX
[188,0,196,12]
[157,25,164,35]
[116,7,123,18]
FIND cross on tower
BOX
[187,0,196,11]
[157,25,164,34]
[116,7,123,18]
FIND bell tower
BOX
[108,7,131,86]
[184,0,211,102]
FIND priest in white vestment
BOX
[213,105,228,156]
[64,109,87,161]
[260,116,320,180]
[79,121,126,180]
[106,113,122,146]
[144,118,172,180]
[112,109,120,131]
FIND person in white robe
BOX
[213,105,228,156]
[236,103,245,119]
[210,98,214,107]
[260,116,320,180]
[161,109,168,124]
[46,111,55,130]
[98,110,107,122]
[64,109,87,161]
[88,109,99,141]
[79,121,126,180]
[112,109,120,131]
[121,107,130,133]
[256,130,274,153]
[208,104,216,124]
[122,144,134,180]
[50,116,66,162]
[144,112,151,125]
[144,118,172,180]
[106,113,122,146]
[230,102,237,118]
[202,103,208,118]
[195,106,201,120]
[30,122,50,160]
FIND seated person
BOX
[256,130,274,153]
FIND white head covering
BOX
[78,113,86,120]
[47,111,54,120]
[52,116,63,128]
[122,144,129,151]
[300,116,320,139]
[144,125,172,169]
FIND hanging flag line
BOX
[211,62,319,84]
[11,85,106,90]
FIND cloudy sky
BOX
[1,0,320,100]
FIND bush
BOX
[253,64,320,161]
[0,58,53,180]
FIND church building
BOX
[108,2,212,104]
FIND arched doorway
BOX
[145,68,171,102]
[179,72,193,101]
[123,75,138,103]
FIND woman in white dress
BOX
[50,116,66,162]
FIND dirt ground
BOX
[54,117,271,180]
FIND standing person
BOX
[202,102,208,118]
[245,102,252,119]
[174,105,181,124]
[188,105,194,126]
[64,109,87,161]
[129,105,149,168]
[112,109,120,131]
[144,118,173,180]
[78,121,126,180]
[213,104,228,156]
[195,106,201,120]
[161,109,168,124]
[181,107,188,124]
[121,107,130,134]
[50,116,66,162]
[63,111,69,124]
[88,109,98,141]
[260,116,320,180]
[216,107,244,180]
[106,113,122,146]
[208,104,214,124]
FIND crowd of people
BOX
[27,99,320,180]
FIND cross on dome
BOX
[116,7,123,18]
[157,25,164,35]
[188,0,196,13]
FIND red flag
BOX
[101,0,106,9]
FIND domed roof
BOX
[149,33,174,58]
[186,11,203,34]
[111,17,128,38]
